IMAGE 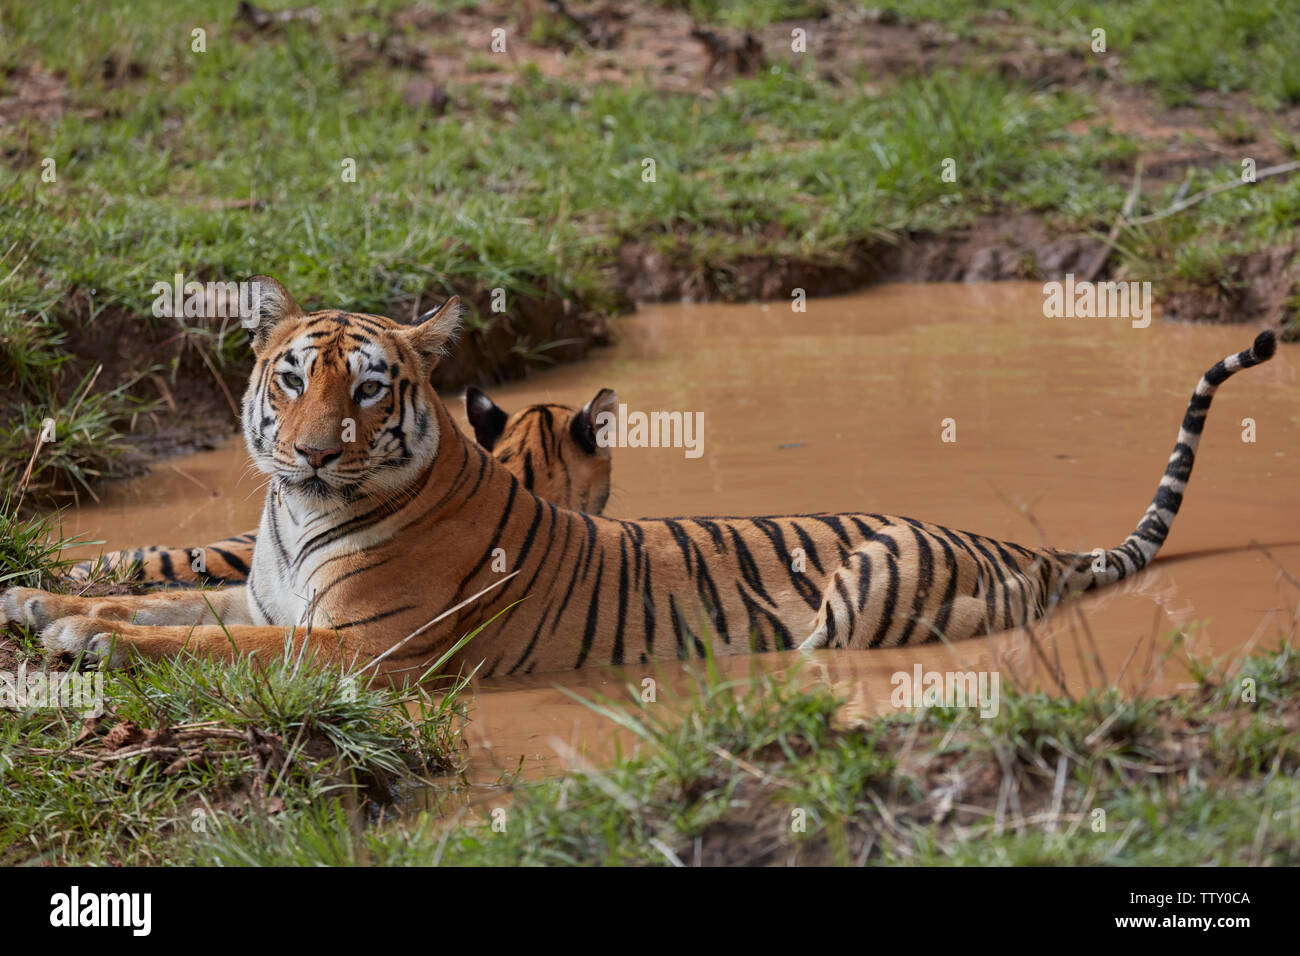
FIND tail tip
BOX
[1253,330,1277,362]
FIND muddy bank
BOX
[1162,244,1300,327]
[618,213,1107,302]
[619,223,1300,328]
[0,635,22,676]
[21,231,1298,499]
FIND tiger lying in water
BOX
[66,385,617,588]
[0,277,1279,683]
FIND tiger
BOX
[0,276,1280,686]
[66,385,617,588]
[465,384,617,516]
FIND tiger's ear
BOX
[404,296,461,367]
[244,275,304,356]
[570,388,618,455]
[465,386,509,451]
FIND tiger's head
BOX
[466,386,618,514]
[240,276,461,503]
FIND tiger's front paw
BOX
[0,586,73,631]
[41,615,130,668]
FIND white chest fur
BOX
[245,484,406,627]
[247,486,346,626]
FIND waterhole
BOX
[59,283,1300,783]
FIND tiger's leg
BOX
[800,546,887,651]
[800,557,856,651]
[800,536,1016,650]
[36,617,365,671]
[0,584,252,632]
[803,587,998,651]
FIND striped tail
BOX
[1064,330,1277,589]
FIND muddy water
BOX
[60,283,1300,781]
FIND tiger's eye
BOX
[357,381,382,400]
[281,372,303,391]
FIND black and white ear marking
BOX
[414,300,449,325]
[405,295,462,366]
[244,275,304,355]
[570,388,618,456]
[465,386,509,451]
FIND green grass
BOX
[0,632,469,865]
[656,0,833,29]
[0,26,1116,309]
[2,1,1299,494]
[179,641,1300,867]
[875,0,1300,108]
[5,629,1297,866]
[0,489,482,866]
[0,492,86,589]
[0,363,148,502]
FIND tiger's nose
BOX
[295,444,342,469]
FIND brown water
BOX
[60,283,1300,781]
